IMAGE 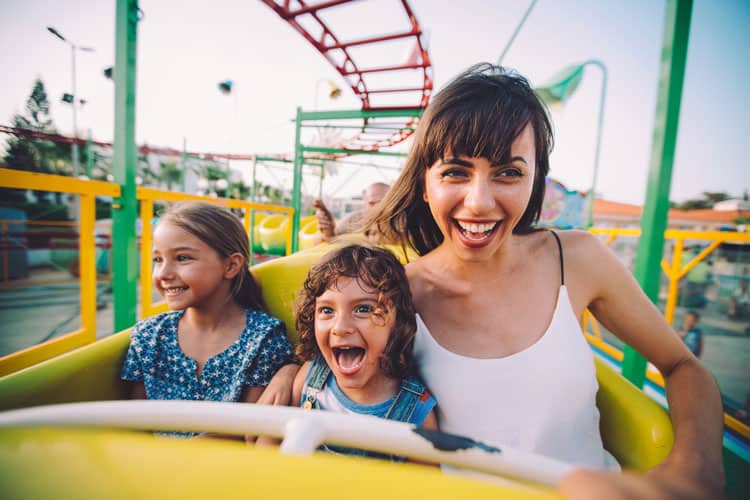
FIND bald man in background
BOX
[313,182,390,244]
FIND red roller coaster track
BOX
[260,0,432,150]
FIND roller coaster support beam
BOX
[624,0,692,387]
[112,0,140,331]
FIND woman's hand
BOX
[256,363,299,406]
[560,460,723,500]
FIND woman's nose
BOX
[464,178,495,214]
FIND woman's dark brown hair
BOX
[158,201,266,312]
[295,244,417,379]
[367,63,554,256]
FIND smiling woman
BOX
[367,62,726,498]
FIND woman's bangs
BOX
[425,101,528,164]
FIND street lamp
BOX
[217,79,238,177]
[47,26,95,178]
[314,79,342,110]
[536,60,608,228]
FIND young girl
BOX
[292,244,438,460]
[121,201,295,438]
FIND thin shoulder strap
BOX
[383,377,425,423]
[302,355,331,409]
[549,230,565,286]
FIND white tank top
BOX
[414,285,617,469]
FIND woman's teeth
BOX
[456,220,498,239]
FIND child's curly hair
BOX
[295,244,417,380]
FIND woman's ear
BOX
[224,253,245,279]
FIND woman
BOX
[366,63,723,498]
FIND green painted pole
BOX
[291,107,303,252]
[111,0,139,331]
[585,60,607,228]
[622,0,693,387]
[85,133,93,178]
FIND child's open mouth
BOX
[332,346,366,376]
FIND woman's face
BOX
[422,123,536,262]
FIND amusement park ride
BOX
[0,0,748,498]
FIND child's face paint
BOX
[314,277,398,405]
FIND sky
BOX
[0,0,748,205]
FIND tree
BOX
[159,161,182,191]
[672,191,731,210]
[3,79,67,174]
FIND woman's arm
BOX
[567,232,724,498]
[256,363,299,406]
[291,361,311,409]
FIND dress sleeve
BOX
[244,321,296,387]
[121,323,144,382]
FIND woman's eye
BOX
[176,254,191,262]
[318,306,334,316]
[441,168,468,179]
[497,168,523,178]
[152,256,162,264]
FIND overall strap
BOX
[302,355,331,409]
[549,230,565,286]
[383,377,426,423]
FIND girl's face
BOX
[152,221,236,311]
[423,124,536,262]
[314,277,396,404]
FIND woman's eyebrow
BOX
[491,156,528,167]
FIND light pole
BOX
[218,79,238,178]
[47,26,95,178]
[314,79,342,111]
[536,60,608,228]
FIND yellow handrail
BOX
[0,168,119,375]
[0,169,295,374]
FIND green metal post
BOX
[290,107,303,252]
[85,134,93,178]
[622,0,693,387]
[181,137,187,192]
[251,157,258,201]
[111,0,139,331]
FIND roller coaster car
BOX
[0,243,674,499]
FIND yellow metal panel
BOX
[140,199,154,319]
[0,428,554,500]
[0,168,120,196]
[594,358,674,471]
[79,194,97,336]
[0,330,89,377]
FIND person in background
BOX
[678,310,703,358]
[313,182,390,244]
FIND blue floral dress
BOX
[121,309,295,437]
